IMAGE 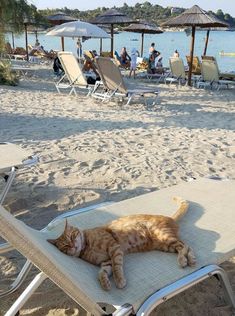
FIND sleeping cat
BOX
[48,197,196,290]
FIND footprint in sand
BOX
[92,159,107,169]
[80,162,89,168]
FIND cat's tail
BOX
[171,197,189,221]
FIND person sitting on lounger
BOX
[173,49,180,57]
[155,56,165,74]
[82,51,100,80]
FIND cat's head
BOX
[47,220,84,256]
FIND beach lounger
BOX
[1,178,235,316]
[202,56,235,81]
[93,57,159,106]
[165,57,187,85]
[10,64,35,79]
[165,57,200,86]
[56,51,96,96]
[197,59,235,90]
[0,142,38,299]
[0,142,38,205]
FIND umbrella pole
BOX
[61,37,64,51]
[24,23,29,62]
[141,33,144,57]
[111,24,114,57]
[203,29,210,56]
[100,38,102,55]
[188,25,195,86]
[11,31,15,50]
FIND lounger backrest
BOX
[201,59,220,81]
[169,57,186,79]
[201,55,216,61]
[83,50,94,60]
[58,51,87,86]
[95,57,127,94]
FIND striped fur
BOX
[48,197,195,290]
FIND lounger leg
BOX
[0,260,33,298]
[216,266,235,308]
[5,272,47,316]
[136,264,235,316]
[69,87,77,96]
[126,95,132,105]
[112,303,133,316]
[0,167,16,205]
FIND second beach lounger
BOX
[197,59,235,90]
[0,142,38,205]
[0,142,38,298]
[56,51,97,96]
[93,57,159,106]
[1,178,235,315]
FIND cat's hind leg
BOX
[98,260,112,291]
[169,240,196,268]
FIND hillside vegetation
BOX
[39,3,235,28]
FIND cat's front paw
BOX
[187,247,196,266]
[116,277,127,289]
[98,272,111,291]
[101,281,111,291]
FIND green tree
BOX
[0,0,45,85]
[216,9,224,20]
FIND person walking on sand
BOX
[77,39,82,58]
[129,48,139,78]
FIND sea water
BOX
[5,30,235,72]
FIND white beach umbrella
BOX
[46,20,110,39]
[46,20,110,56]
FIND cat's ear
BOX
[47,238,57,245]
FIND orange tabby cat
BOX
[48,197,196,290]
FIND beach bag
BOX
[86,76,96,85]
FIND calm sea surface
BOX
[5,30,235,72]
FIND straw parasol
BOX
[91,9,134,56]
[123,21,163,57]
[47,12,77,25]
[46,12,77,50]
[161,5,228,86]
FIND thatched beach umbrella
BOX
[47,12,77,25]
[46,12,77,50]
[91,9,134,56]
[161,5,227,86]
[124,21,163,57]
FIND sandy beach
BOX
[0,66,235,315]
